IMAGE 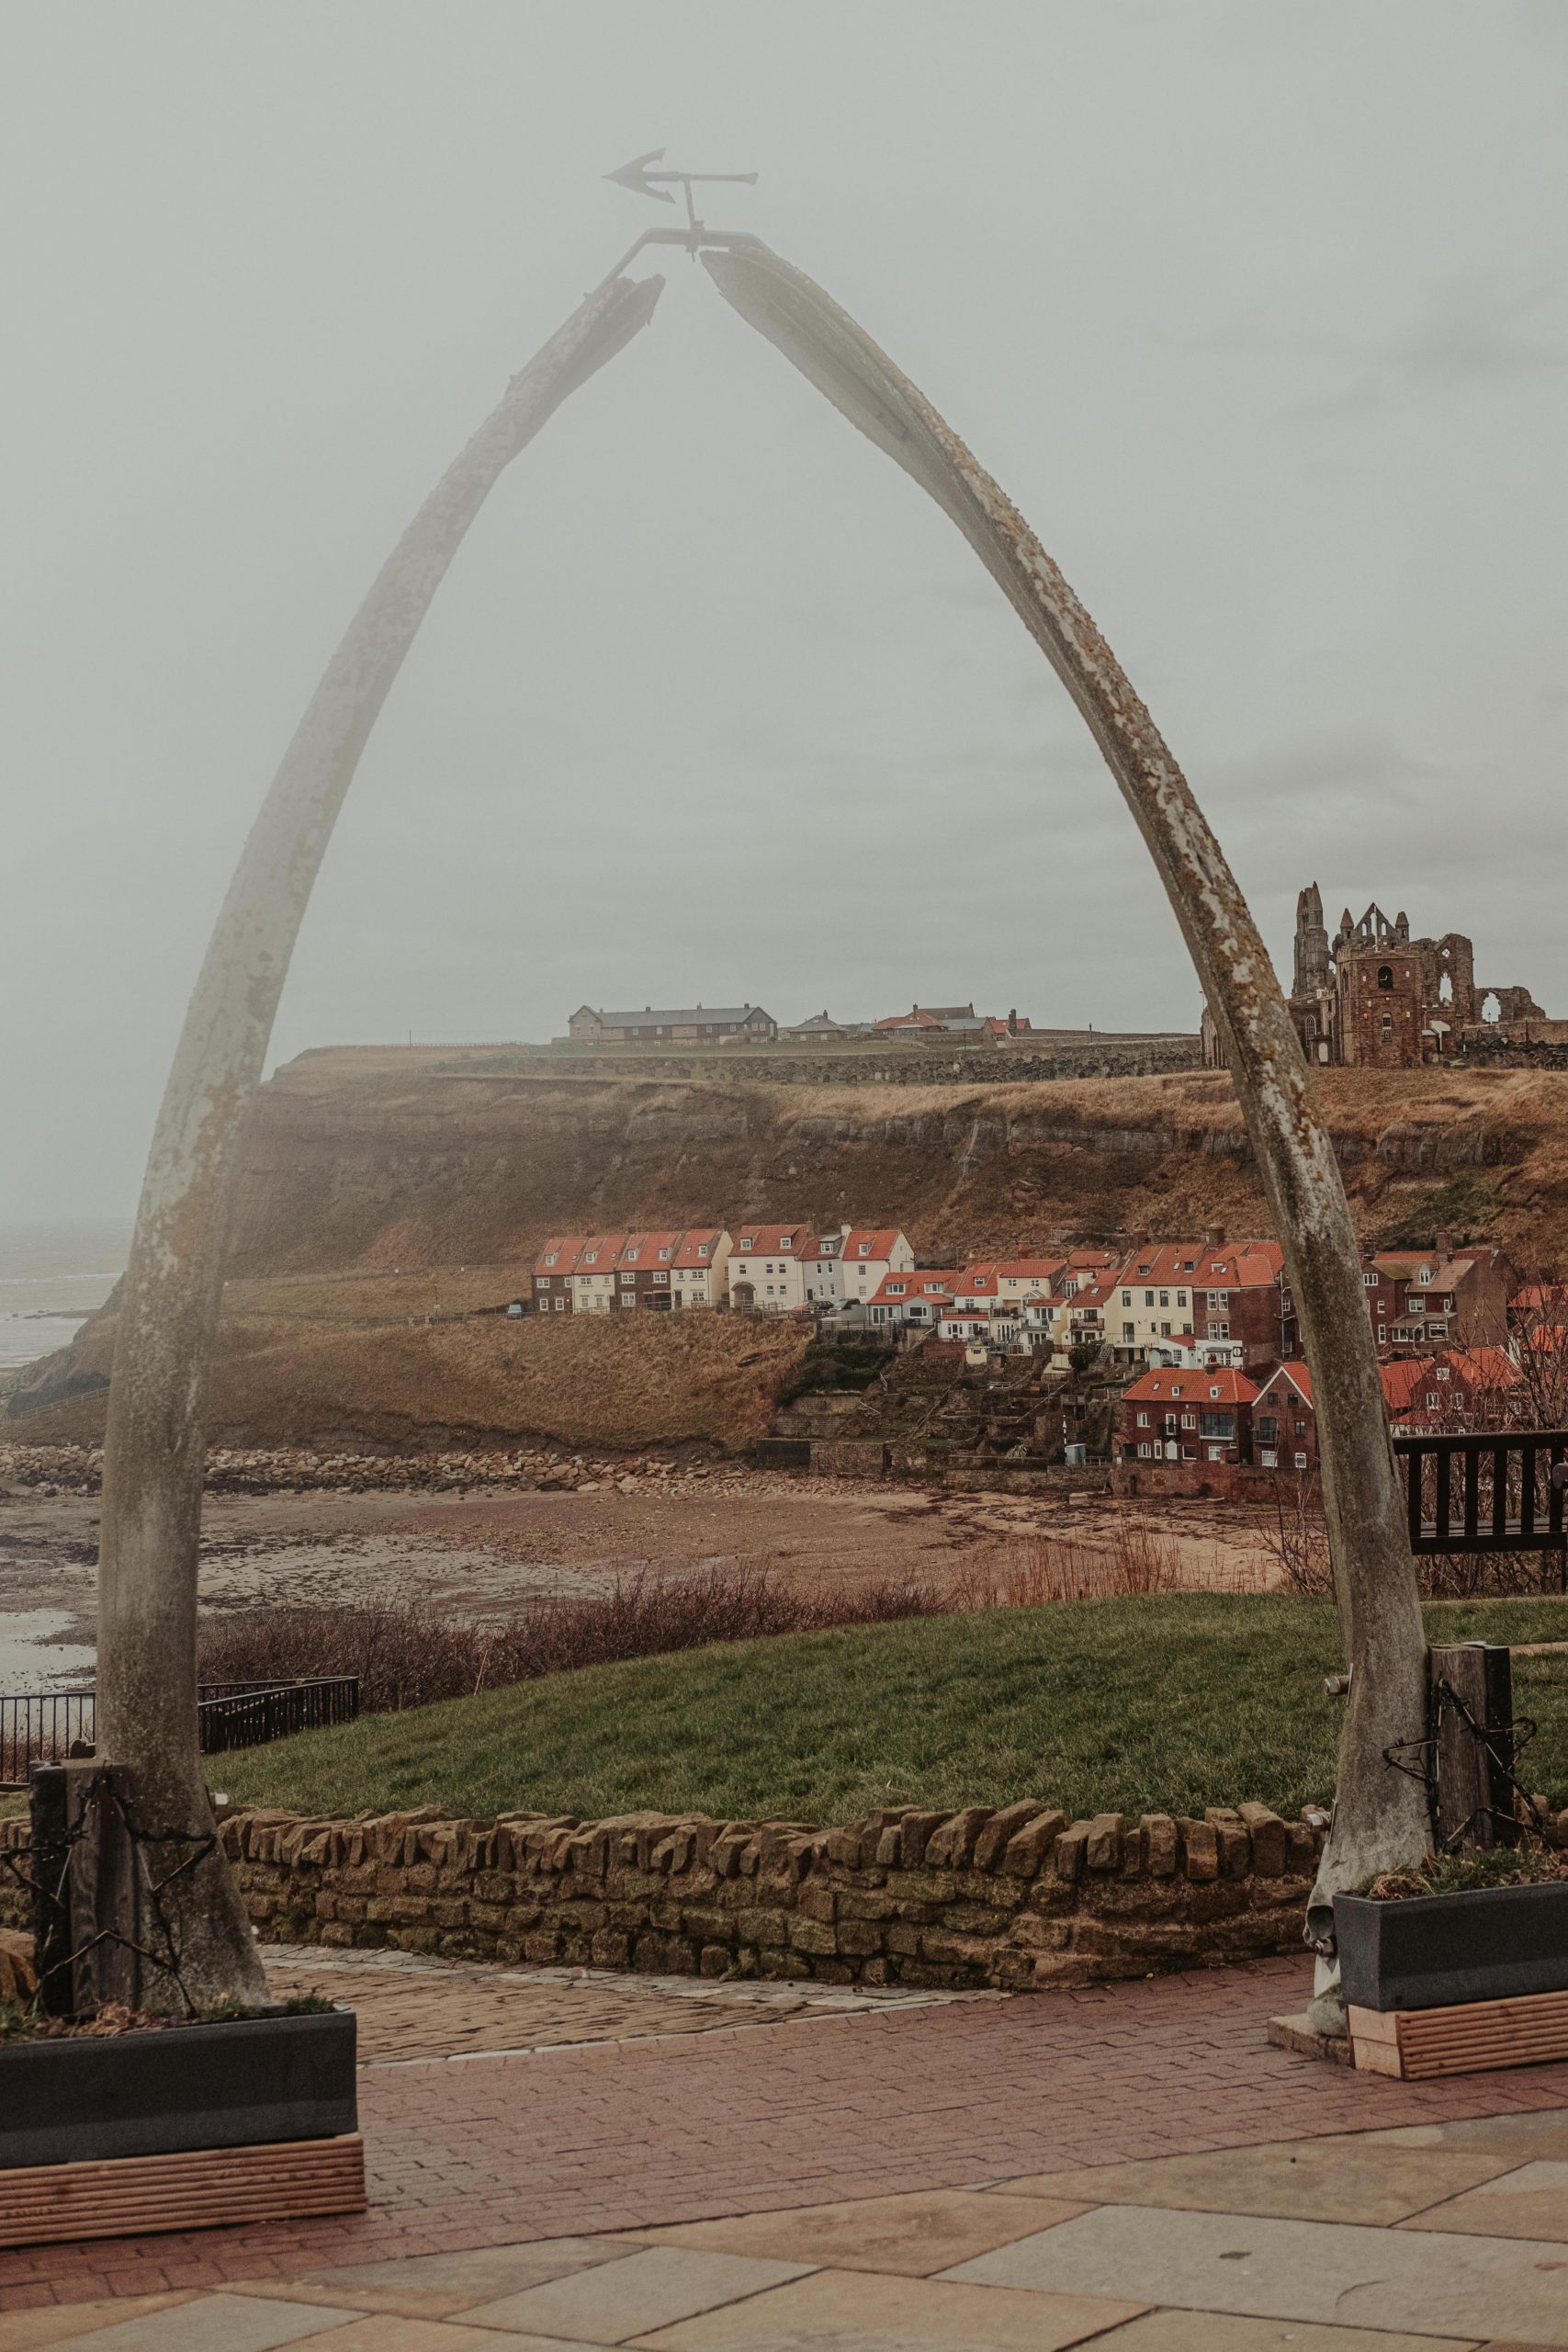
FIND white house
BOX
[670,1229,732,1307]
[570,1233,626,1314]
[866,1270,961,1329]
[728,1225,817,1313]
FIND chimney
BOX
[1008,1007,1018,1034]
[1436,1229,1454,1259]
[1205,1225,1226,1247]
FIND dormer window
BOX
[1210,1384,1221,1398]
[585,1250,599,1264]
[545,1253,558,1266]
[697,1244,709,1257]
[781,1233,795,1249]
[739,1237,754,1250]
[626,1250,640,1263]
[659,1249,671,1261]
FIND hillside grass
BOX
[215,1593,1568,1827]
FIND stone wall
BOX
[168,1800,1330,1991]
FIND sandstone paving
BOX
[996,2135,1523,2224]
[945,2206,1568,2342]
[637,2187,1089,2275]
[18,2292,367,2350]
[1085,2318,1479,2352]
[631,2268,1149,2349]
[1367,2112,1568,2160]
[1398,2157,1568,2240]
[457,2248,815,2342]
[227,2238,650,2320]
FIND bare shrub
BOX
[195,1564,974,1715]
[1261,1472,1333,1598]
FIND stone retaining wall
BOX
[192,1799,1327,1991]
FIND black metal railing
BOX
[1395,1430,1568,1555]
[0,1677,359,1785]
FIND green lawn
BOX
[214,1595,1568,1828]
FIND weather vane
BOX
[604,149,759,240]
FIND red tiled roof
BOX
[671,1229,727,1270]
[1117,1241,1284,1289]
[1122,1368,1260,1405]
[729,1226,814,1259]
[841,1229,908,1263]
[533,1235,586,1276]
[1255,1361,1315,1408]
[1380,1349,1520,1414]
[992,1259,1067,1282]
[615,1230,682,1268]
[573,1232,628,1271]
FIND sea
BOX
[0,1220,129,1695]
[0,1216,133,1373]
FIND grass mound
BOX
[216,1594,1568,1828]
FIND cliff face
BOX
[229,1047,1568,1276]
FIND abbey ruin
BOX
[1202,884,1557,1069]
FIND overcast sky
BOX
[4,1,1565,1222]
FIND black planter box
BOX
[1336,1882,1568,2012]
[0,2008,356,2170]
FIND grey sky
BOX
[4,0,1565,1220]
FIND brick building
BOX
[1110,1235,1292,1370]
[567,1003,776,1046]
[1117,1368,1259,1466]
[1359,1237,1515,1353]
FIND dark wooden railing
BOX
[1395,1430,1568,1555]
[0,1678,359,1785]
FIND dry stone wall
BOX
[179,1799,1329,1991]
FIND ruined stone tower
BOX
[1292,881,1332,998]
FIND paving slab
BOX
[230,2239,644,2320]
[997,2135,1521,2223]
[50,2294,362,2352]
[0,2299,199,2352]
[1403,2157,1568,2241]
[945,2205,1568,2342]
[298,2322,613,2351]
[460,2248,814,2343]
[1367,2113,1568,2160]
[640,2188,1087,2275]
[1087,2316,1478,2352]
[631,2267,1148,2349]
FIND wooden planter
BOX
[0,2007,365,2247]
[1335,1883,1568,2080]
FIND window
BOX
[1135,1411,1150,1428]
[584,1250,598,1264]
[537,1277,550,1289]
[1378,1325,1387,1342]
[659,1249,671,1261]
[1122,1290,1132,1307]
[1259,1448,1277,1468]
[545,1253,558,1267]
[1294,1452,1308,1470]
[887,1282,906,1295]
[620,1272,636,1285]
[1256,1416,1277,1444]
[858,1243,872,1257]
[1209,1321,1230,1339]
[554,1297,566,1311]
[653,1272,669,1284]
[1294,1419,1306,1437]
[1363,1272,1377,1287]
[1122,1322,1136,1341]
[1426,1393,1439,1409]
[1207,1290,1228,1309]
[1377,965,1393,990]
[1207,1444,1224,1462]
[625,1249,640,1263]
[1181,1411,1197,1429]
[697,1243,709,1257]
[1159,1290,1169,1307]
[1145,1290,1155,1307]
[739,1238,754,1250]
[1177,1291,1188,1308]
[1201,1411,1235,1438]
[1437,1365,1451,1382]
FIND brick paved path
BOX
[6,1953,1568,2320]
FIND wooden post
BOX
[64,1763,138,2016]
[28,1765,73,2019]
[1431,1643,1517,1851]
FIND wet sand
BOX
[0,1473,1278,1685]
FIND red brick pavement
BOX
[6,1953,1568,2316]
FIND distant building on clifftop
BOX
[1201,884,1548,1071]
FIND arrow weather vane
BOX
[604,148,758,236]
